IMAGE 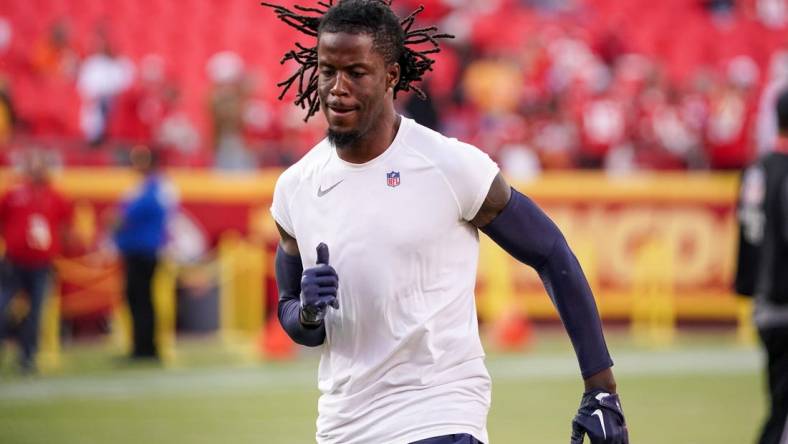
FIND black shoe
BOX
[131,350,160,361]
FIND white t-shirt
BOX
[271,117,499,444]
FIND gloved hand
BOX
[300,243,339,325]
[570,389,628,444]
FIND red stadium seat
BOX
[3,0,784,168]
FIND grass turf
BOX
[0,331,765,444]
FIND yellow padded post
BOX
[153,259,177,364]
[218,231,266,359]
[38,277,61,372]
[237,240,264,335]
[631,238,676,346]
[736,297,756,345]
[219,231,241,342]
[477,235,513,325]
[111,300,132,355]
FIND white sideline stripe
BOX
[490,347,762,380]
[0,348,761,402]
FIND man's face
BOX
[130,146,153,174]
[23,152,48,184]
[317,31,398,148]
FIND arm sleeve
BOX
[275,245,325,347]
[481,189,613,379]
[432,140,499,221]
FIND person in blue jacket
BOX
[114,146,176,361]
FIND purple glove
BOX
[300,243,339,325]
[571,389,629,444]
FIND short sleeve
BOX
[437,140,500,221]
[270,169,298,238]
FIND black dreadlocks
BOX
[261,0,454,121]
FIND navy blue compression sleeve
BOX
[481,189,613,379]
[275,245,326,347]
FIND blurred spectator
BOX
[703,0,737,15]
[499,141,542,181]
[113,146,177,361]
[30,20,78,80]
[0,149,73,374]
[155,87,201,157]
[107,54,201,164]
[704,62,757,169]
[755,0,787,28]
[579,88,626,168]
[525,0,577,12]
[108,55,168,148]
[77,29,133,145]
[0,1,785,170]
[643,87,704,169]
[533,107,580,169]
[241,96,281,166]
[0,76,16,145]
[0,17,12,59]
[594,29,628,68]
[756,51,788,156]
[207,51,254,170]
[463,57,523,116]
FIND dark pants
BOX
[123,253,159,358]
[411,434,483,444]
[0,261,50,367]
[757,326,788,444]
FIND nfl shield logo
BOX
[386,171,401,188]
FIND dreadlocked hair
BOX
[261,0,454,121]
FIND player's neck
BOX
[335,111,401,164]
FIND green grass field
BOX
[0,330,765,444]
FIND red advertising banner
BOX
[0,169,741,322]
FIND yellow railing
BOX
[218,232,266,356]
[36,236,270,370]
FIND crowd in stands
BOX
[0,0,785,173]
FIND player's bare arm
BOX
[276,221,299,256]
[470,173,511,228]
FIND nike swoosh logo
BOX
[592,409,607,440]
[317,180,344,197]
[595,391,621,411]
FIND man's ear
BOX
[387,63,401,91]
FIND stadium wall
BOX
[0,169,742,322]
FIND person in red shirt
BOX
[0,150,72,374]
